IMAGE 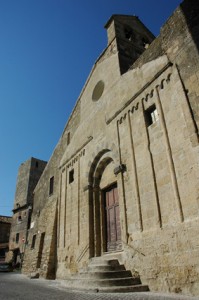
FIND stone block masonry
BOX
[21,0,199,297]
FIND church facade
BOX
[22,0,199,296]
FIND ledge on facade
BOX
[12,204,32,213]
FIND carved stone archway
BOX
[88,150,120,257]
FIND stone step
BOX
[64,257,149,293]
[102,251,124,261]
[63,284,149,294]
[64,279,149,293]
[78,270,133,279]
[87,264,126,272]
[89,258,120,266]
[68,276,141,287]
[96,284,150,293]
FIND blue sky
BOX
[0,0,182,216]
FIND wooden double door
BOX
[104,184,122,252]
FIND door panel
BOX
[105,185,122,252]
[115,205,121,241]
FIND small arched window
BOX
[124,27,134,41]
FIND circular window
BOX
[92,80,105,101]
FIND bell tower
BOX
[104,15,155,74]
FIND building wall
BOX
[13,158,47,210]
[22,0,199,296]
[9,208,29,254]
[0,216,11,261]
[133,1,199,137]
[115,63,199,295]
[22,105,81,277]
[9,158,47,264]
[0,217,11,243]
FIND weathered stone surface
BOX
[8,157,47,265]
[20,0,199,297]
[0,215,12,261]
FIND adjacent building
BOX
[0,216,12,262]
[17,0,199,296]
[9,157,47,266]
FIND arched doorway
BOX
[88,150,122,257]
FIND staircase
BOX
[63,255,149,293]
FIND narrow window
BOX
[145,105,159,127]
[35,161,39,168]
[16,233,19,243]
[49,176,54,195]
[67,132,70,145]
[17,215,22,222]
[69,169,74,184]
[31,235,36,249]
[124,27,133,40]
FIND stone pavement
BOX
[9,273,199,300]
[48,278,199,300]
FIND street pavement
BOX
[0,272,198,300]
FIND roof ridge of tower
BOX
[104,14,139,29]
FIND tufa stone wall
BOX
[22,0,199,297]
[9,158,47,263]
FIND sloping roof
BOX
[104,14,138,29]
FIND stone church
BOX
[21,0,199,296]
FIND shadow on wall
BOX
[180,0,199,52]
